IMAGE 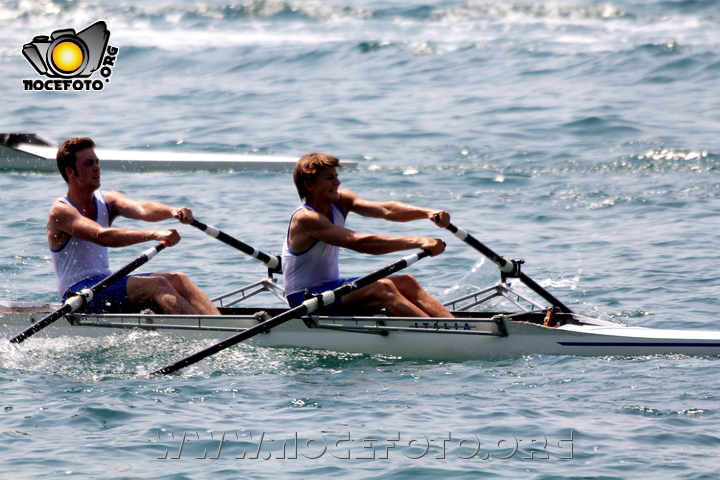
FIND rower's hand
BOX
[156,229,181,247]
[431,211,450,228]
[420,238,446,256]
[173,207,194,224]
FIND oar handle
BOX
[440,220,572,314]
[10,242,168,344]
[152,249,431,375]
[191,220,281,273]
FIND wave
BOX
[428,2,629,22]
[0,0,367,34]
[535,146,718,175]
[560,116,643,137]
[361,147,718,176]
[4,0,715,27]
[0,0,631,24]
[3,0,718,39]
[620,147,716,173]
[3,0,718,55]
[1,0,365,25]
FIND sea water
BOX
[0,0,719,478]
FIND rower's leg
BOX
[388,274,453,318]
[127,273,220,315]
[340,275,452,318]
[340,277,429,317]
[151,272,220,315]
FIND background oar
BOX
[190,219,281,273]
[440,220,572,313]
[10,242,169,344]
[152,249,432,375]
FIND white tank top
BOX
[51,191,113,297]
[282,203,346,296]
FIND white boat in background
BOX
[0,133,357,172]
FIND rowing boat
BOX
[4,272,720,361]
[5,220,720,363]
[0,133,357,172]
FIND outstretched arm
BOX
[47,199,181,250]
[342,189,450,227]
[105,191,195,224]
[290,207,446,257]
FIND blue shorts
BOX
[286,277,361,309]
[63,273,152,314]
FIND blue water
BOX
[1,0,720,478]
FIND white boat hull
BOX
[4,303,720,360]
[0,135,357,172]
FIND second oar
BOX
[152,249,432,375]
[190,219,280,272]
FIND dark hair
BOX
[56,137,95,182]
[293,153,342,200]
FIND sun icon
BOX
[51,41,84,73]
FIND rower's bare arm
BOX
[295,209,445,256]
[47,200,180,248]
[105,191,194,224]
[343,190,450,227]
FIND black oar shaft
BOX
[10,242,167,344]
[191,220,280,272]
[152,249,431,375]
[445,223,572,313]
[516,272,570,313]
[445,223,512,272]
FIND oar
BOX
[152,249,432,375]
[439,219,572,313]
[190,219,281,273]
[10,242,169,344]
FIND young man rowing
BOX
[282,153,453,318]
[47,137,220,315]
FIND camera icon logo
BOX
[22,21,110,78]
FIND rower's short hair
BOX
[56,137,96,182]
[293,153,343,201]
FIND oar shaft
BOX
[444,222,572,313]
[152,249,431,375]
[10,303,75,344]
[445,223,515,273]
[93,242,167,292]
[301,250,430,312]
[516,272,571,314]
[191,220,280,272]
[10,242,167,344]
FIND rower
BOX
[47,137,219,315]
[281,152,453,318]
